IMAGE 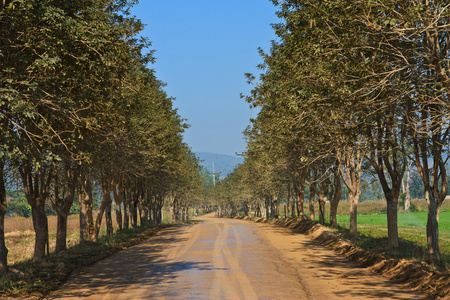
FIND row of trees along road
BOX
[213,0,450,266]
[0,0,204,274]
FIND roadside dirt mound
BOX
[234,216,450,299]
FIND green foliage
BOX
[233,0,450,263]
[6,191,30,217]
[200,167,214,188]
[0,0,204,265]
[410,171,425,200]
[398,194,418,213]
[359,178,384,201]
[69,198,80,215]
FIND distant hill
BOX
[196,152,244,178]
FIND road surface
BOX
[47,214,430,299]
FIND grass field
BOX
[4,208,176,265]
[335,200,450,254]
[276,199,450,265]
[4,213,118,265]
[337,211,450,260]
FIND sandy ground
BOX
[46,213,431,299]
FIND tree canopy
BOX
[0,0,204,271]
[209,0,450,266]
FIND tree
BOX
[1,0,203,260]
[243,0,355,228]
[336,0,450,263]
[0,163,7,273]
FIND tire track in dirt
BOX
[209,220,258,299]
[166,221,202,260]
[46,214,431,299]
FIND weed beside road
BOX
[5,215,81,266]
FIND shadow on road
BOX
[255,221,432,300]
[49,218,432,300]
[49,225,223,299]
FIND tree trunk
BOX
[115,203,122,231]
[291,199,296,218]
[309,187,315,221]
[139,197,148,226]
[139,205,144,225]
[255,201,261,217]
[54,163,78,253]
[404,180,411,211]
[244,203,249,216]
[156,198,163,223]
[150,195,157,224]
[349,193,358,236]
[0,163,8,274]
[386,195,399,248]
[78,176,95,240]
[329,175,341,228]
[402,163,412,211]
[181,205,187,221]
[85,189,94,240]
[94,176,112,241]
[106,202,113,237]
[368,146,404,248]
[130,196,138,228]
[259,200,265,218]
[294,174,306,217]
[318,193,326,225]
[79,191,87,242]
[426,191,441,263]
[273,197,278,218]
[20,166,51,261]
[173,198,180,221]
[31,199,49,261]
[336,146,363,236]
[54,200,73,252]
[94,200,106,241]
[0,212,7,274]
[412,134,446,265]
[79,179,94,241]
[112,177,125,231]
[55,214,68,252]
[123,196,129,230]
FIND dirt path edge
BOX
[229,215,450,299]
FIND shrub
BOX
[6,195,31,217]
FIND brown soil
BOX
[43,214,442,299]
[240,215,450,299]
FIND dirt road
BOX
[47,214,430,299]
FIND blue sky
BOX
[130,1,279,156]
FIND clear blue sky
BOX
[130,0,279,156]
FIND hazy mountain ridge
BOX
[196,152,244,178]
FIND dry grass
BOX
[4,208,175,265]
[4,213,119,265]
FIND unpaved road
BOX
[48,214,430,299]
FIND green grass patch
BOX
[334,211,450,266]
